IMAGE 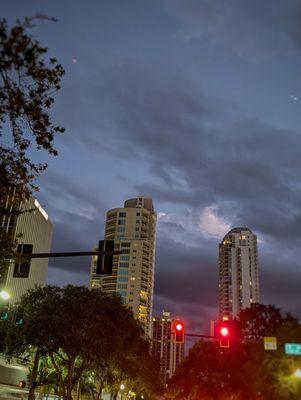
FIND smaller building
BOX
[1,195,53,304]
[152,311,185,385]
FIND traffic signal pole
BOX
[26,250,122,259]
[27,250,122,258]
[185,333,217,339]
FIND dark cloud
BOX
[38,171,107,216]
[164,0,301,60]
[91,61,301,240]
[155,236,218,308]
[261,266,301,319]
[36,172,106,276]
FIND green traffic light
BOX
[0,312,8,321]
[15,317,24,326]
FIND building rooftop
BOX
[228,227,252,234]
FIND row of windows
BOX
[119,262,129,268]
[120,255,130,261]
[119,212,141,217]
[119,269,129,277]
[118,276,128,282]
[117,284,128,289]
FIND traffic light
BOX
[0,309,9,321]
[15,315,24,326]
[218,321,230,348]
[173,319,185,343]
[13,244,33,278]
[96,240,114,275]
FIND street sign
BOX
[285,343,301,355]
[264,337,277,350]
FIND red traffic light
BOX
[220,327,229,337]
[218,322,230,348]
[173,319,185,343]
[176,323,183,331]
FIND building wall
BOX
[219,227,260,319]
[0,357,28,385]
[90,197,156,335]
[5,197,53,303]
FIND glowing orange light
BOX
[176,323,183,331]
[220,327,229,336]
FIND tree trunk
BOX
[49,352,67,400]
[95,383,103,400]
[110,392,118,400]
[65,358,75,400]
[28,349,40,400]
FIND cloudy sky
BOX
[3,0,301,336]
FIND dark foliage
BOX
[0,16,64,276]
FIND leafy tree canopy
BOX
[1,285,162,400]
[0,16,65,190]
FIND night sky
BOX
[3,1,301,336]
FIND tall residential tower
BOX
[90,197,157,335]
[219,227,260,319]
[152,311,185,385]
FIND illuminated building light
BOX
[34,199,49,220]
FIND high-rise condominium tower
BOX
[90,197,156,335]
[152,311,185,385]
[219,227,260,319]
[1,189,53,303]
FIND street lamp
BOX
[120,384,125,400]
[0,290,10,301]
[293,369,301,378]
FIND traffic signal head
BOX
[0,306,9,321]
[218,322,230,348]
[96,240,114,275]
[0,311,8,321]
[173,319,185,343]
[15,315,24,326]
